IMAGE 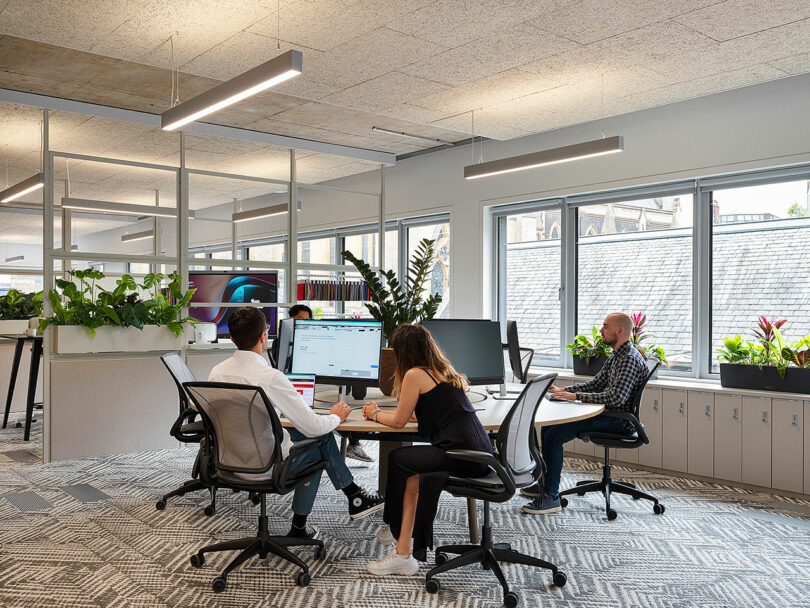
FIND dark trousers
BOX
[383,445,487,561]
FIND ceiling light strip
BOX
[4,255,24,263]
[0,173,44,203]
[232,203,289,223]
[371,126,453,146]
[62,197,179,218]
[161,50,303,131]
[463,136,624,180]
[121,230,154,243]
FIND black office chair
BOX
[425,373,566,608]
[157,353,218,516]
[503,320,534,384]
[558,359,665,520]
[184,382,326,593]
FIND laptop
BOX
[285,373,316,408]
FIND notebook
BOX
[285,373,316,407]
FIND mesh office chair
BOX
[157,353,218,515]
[558,359,665,520]
[425,373,566,608]
[184,382,327,593]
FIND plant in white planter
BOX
[0,289,43,334]
[39,269,196,352]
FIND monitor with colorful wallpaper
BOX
[189,271,278,338]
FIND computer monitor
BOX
[421,319,505,386]
[285,373,315,407]
[276,317,295,373]
[188,271,278,338]
[290,319,383,386]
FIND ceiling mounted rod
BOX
[161,50,303,130]
[371,126,453,146]
[121,229,154,242]
[463,136,624,180]
[0,173,44,203]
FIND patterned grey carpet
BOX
[0,437,808,608]
[0,412,42,464]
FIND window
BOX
[709,179,810,372]
[0,274,43,294]
[248,241,285,262]
[577,194,694,371]
[128,262,151,275]
[407,220,450,318]
[496,206,563,365]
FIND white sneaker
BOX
[366,548,419,576]
[376,525,396,546]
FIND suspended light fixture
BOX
[371,126,453,146]
[0,173,44,203]
[232,201,300,223]
[463,136,623,180]
[4,255,24,263]
[62,197,181,218]
[121,229,154,243]
[161,50,303,130]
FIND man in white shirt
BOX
[209,306,384,539]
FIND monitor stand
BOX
[490,383,515,401]
[338,385,350,402]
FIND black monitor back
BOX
[421,319,505,385]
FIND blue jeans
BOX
[288,428,354,516]
[540,414,626,498]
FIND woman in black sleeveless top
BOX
[363,323,493,575]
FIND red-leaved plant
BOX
[753,316,786,355]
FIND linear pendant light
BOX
[463,136,624,180]
[4,255,24,263]
[121,229,154,243]
[161,50,303,130]
[0,173,44,203]
[232,201,300,223]
[371,126,453,146]
[62,197,180,218]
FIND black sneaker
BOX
[519,483,543,498]
[288,523,320,539]
[521,494,561,515]
[348,488,385,520]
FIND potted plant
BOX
[0,289,43,334]
[630,313,669,374]
[342,238,442,395]
[566,326,612,376]
[39,269,196,354]
[717,316,810,393]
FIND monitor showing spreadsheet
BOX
[291,319,383,386]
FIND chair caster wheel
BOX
[607,509,617,521]
[435,552,448,566]
[190,553,205,568]
[295,572,310,587]
[211,577,226,593]
[314,545,325,560]
[259,551,268,560]
[553,571,567,587]
[653,503,665,515]
[425,578,440,594]
[203,505,215,516]
[504,591,519,608]
[250,493,261,506]
[559,497,568,508]
[155,500,167,511]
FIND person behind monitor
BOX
[209,306,384,539]
[273,304,375,463]
[521,312,648,515]
[361,323,493,576]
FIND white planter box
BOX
[52,325,182,354]
[0,320,32,334]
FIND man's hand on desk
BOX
[548,385,577,401]
[330,401,352,422]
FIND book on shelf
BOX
[296,279,370,301]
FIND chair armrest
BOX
[170,407,201,441]
[274,439,323,490]
[287,438,319,458]
[601,411,649,444]
[445,449,516,496]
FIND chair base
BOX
[191,496,324,593]
[156,481,218,516]
[559,447,664,520]
[426,502,565,607]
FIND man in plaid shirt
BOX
[522,312,648,515]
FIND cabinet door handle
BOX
[762,411,769,423]
[793,414,799,426]
[705,405,711,417]
[732,407,739,420]
[653,399,659,411]
[679,402,685,414]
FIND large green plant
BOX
[38,269,195,337]
[717,317,810,377]
[0,289,43,320]
[566,327,613,363]
[342,237,442,343]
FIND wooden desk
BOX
[282,387,604,543]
